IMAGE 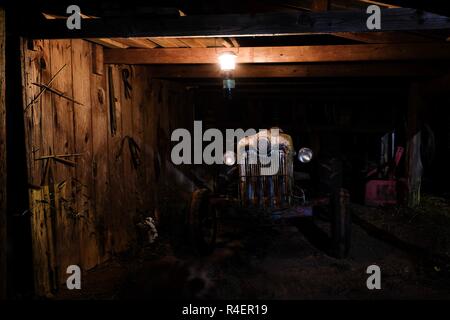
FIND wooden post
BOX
[0,7,7,300]
[406,82,424,207]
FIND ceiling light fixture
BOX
[218,51,237,71]
[218,51,238,100]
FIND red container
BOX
[365,179,397,207]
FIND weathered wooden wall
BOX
[21,40,194,296]
[0,7,6,300]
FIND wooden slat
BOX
[144,62,446,78]
[90,43,110,263]
[37,40,57,295]
[92,44,104,75]
[230,38,240,47]
[30,186,58,297]
[24,8,450,39]
[86,38,129,49]
[22,40,43,187]
[21,39,52,296]
[106,65,127,253]
[177,38,208,48]
[220,38,233,48]
[50,39,80,283]
[0,7,6,300]
[113,38,158,48]
[39,40,54,189]
[71,39,98,270]
[119,65,136,249]
[149,37,188,48]
[186,38,221,48]
[104,44,450,64]
[142,72,158,216]
[130,66,147,214]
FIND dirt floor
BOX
[352,194,450,261]
[56,201,450,300]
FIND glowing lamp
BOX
[218,52,237,71]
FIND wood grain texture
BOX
[106,65,127,254]
[90,43,110,263]
[92,44,104,76]
[21,40,197,295]
[50,40,80,283]
[29,186,58,297]
[104,44,450,64]
[119,64,137,250]
[72,39,98,270]
[142,63,446,78]
[131,66,147,214]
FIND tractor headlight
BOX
[298,148,313,163]
[223,151,236,166]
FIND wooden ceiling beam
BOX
[303,0,440,44]
[23,8,450,39]
[270,1,443,43]
[143,63,446,78]
[104,44,450,64]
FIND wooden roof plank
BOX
[113,38,159,48]
[86,38,129,48]
[24,8,450,39]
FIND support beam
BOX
[0,6,6,300]
[406,82,425,207]
[22,8,450,39]
[104,44,450,64]
[144,63,446,78]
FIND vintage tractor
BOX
[188,128,351,258]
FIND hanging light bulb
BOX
[218,51,237,71]
[218,51,237,99]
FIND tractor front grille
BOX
[239,150,293,209]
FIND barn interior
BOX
[1,0,450,300]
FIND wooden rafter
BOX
[104,44,450,64]
[143,62,447,78]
